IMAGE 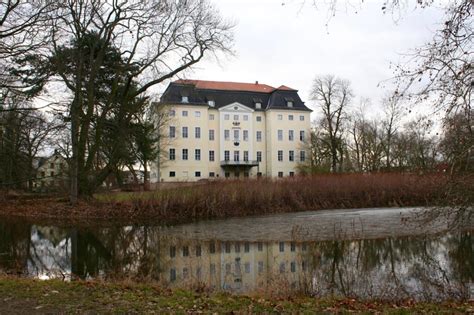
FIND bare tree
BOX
[310,75,352,172]
[0,0,53,103]
[36,0,234,203]
[381,96,403,170]
[393,1,472,115]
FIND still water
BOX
[1,207,473,300]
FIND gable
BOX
[218,102,254,113]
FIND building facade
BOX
[33,151,68,192]
[154,79,311,182]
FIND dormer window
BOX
[287,101,293,107]
[253,98,263,109]
[208,100,215,107]
[181,96,189,103]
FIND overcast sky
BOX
[185,0,446,119]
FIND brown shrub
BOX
[129,173,447,223]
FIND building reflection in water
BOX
[0,221,472,300]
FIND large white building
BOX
[153,79,312,182]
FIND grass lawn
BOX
[0,276,472,314]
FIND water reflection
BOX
[0,208,473,300]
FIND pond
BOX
[1,207,473,301]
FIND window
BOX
[289,150,294,162]
[210,263,216,275]
[256,116,262,122]
[195,149,201,161]
[182,110,188,117]
[225,242,231,253]
[245,262,251,273]
[169,171,176,177]
[278,130,283,141]
[170,246,176,258]
[287,101,293,107]
[169,148,176,160]
[289,130,294,141]
[195,171,201,177]
[289,171,295,177]
[169,109,176,117]
[170,268,176,281]
[279,242,285,252]
[208,100,215,107]
[243,130,248,141]
[234,171,240,178]
[233,150,239,161]
[209,172,215,177]
[224,130,230,141]
[243,115,249,121]
[183,246,189,257]
[244,242,250,252]
[196,245,201,257]
[233,114,239,121]
[209,129,215,141]
[279,262,285,273]
[235,243,240,253]
[195,111,201,117]
[244,172,249,177]
[257,242,263,251]
[256,151,262,162]
[289,114,294,121]
[302,261,307,271]
[195,127,201,139]
[258,261,264,273]
[209,150,215,162]
[291,261,296,273]
[278,171,283,177]
[182,126,188,138]
[50,171,54,177]
[300,130,305,141]
[209,114,215,120]
[233,129,239,141]
[183,267,189,279]
[243,151,249,162]
[182,149,188,160]
[255,102,262,109]
[278,150,283,161]
[225,172,230,178]
[181,96,189,103]
[224,150,230,161]
[224,114,230,120]
[210,242,216,254]
[300,151,306,162]
[291,242,296,252]
[169,126,176,138]
[300,115,305,121]
[278,114,283,120]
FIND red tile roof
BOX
[174,79,295,93]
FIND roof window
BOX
[208,100,215,107]
[181,96,189,103]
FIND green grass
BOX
[0,276,471,314]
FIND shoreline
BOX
[0,173,448,225]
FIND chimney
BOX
[255,81,259,85]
